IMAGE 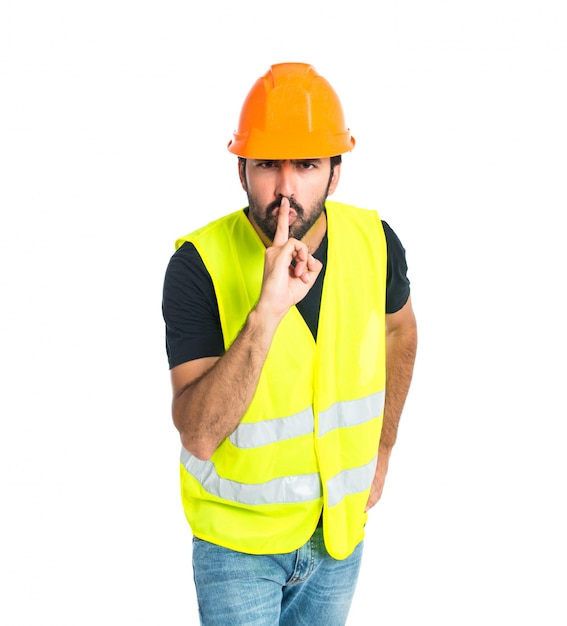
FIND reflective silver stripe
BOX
[318,390,385,437]
[181,447,322,505]
[229,407,314,449]
[326,456,378,507]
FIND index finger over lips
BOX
[272,197,290,247]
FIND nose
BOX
[274,161,296,199]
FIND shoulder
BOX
[163,241,211,296]
[174,209,247,250]
[380,220,411,313]
[381,220,406,253]
[167,240,204,269]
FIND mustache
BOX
[265,195,303,217]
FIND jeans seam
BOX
[286,536,315,585]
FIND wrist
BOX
[250,301,286,334]
[246,306,282,344]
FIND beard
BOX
[247,193,327,242]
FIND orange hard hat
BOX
[227,63,355,159]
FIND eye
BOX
[296,160,319,170]
[257,160,277,169]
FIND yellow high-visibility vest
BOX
[175,201,387,560]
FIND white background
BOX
[1,1,566,624]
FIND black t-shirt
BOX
[162,217,411,370]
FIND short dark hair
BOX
[330,155,342,168]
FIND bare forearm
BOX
[366,319,417,511]
[381,325,418,453]
[173,308,279,460]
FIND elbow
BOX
[179,432,216,461]
[173,406,218,461]
[172,402,213,460]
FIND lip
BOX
[272,207,297,224]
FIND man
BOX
[162,62,417,625]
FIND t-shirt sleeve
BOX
[382,220,411,314]
[162,242,225,370]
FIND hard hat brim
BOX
[228,131,355,160]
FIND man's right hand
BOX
[257,197,323,323]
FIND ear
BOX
[238,159,247,192]
[327,163,341,196]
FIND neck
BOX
[302,211,327,254]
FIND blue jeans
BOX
[191,527,363,625]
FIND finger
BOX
[292,248,312,278]
[272,197,290,248]
[290,241,308,276]
[306,254,321,272]
[298,255,322,283]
